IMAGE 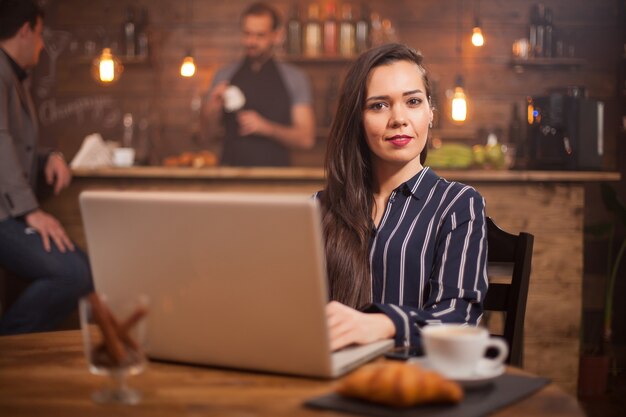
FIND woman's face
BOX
[362,60,433,172]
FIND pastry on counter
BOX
[163,151,218,168]
[336,362,463,407]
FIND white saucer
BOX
[408,357,505,389]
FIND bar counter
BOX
[70,166,619,182]
[42,166,620,395]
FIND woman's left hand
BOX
[326,301,395,351]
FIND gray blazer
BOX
[0,49,49,221]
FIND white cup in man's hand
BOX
[223,85,246,113]
[421,324,508,379]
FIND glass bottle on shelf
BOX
[122,113,134,149]
[339,3,356,57]
[123,7,136,58]
[534,3,545,58]
[323,2,338,56]
[529,4,538,58]
[544,7,553,58]
[355,2,370,54]
[304,3,322,57]
[382,18,397,43]
[135,113,151,165]
[136,8,149,59]
[369,12,383,47]
[286,3,302,56]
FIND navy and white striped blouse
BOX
[346,167,488,347]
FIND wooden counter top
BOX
[72,167,621,183]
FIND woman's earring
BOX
[429,120,433,129]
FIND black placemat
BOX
[304,374,550,417]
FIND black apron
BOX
[222,58,292,166]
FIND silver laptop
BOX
[79,190,393,378]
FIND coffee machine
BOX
[526,92,604,170]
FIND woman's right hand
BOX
[326,301,395,351]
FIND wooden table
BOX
[0,330,585,417]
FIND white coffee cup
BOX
[112,147,135,167]
[421,324,508,378]
[222,85,246,113]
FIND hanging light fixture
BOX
[90,2,123,85]
[180,52,196,77]
[451,75,467,122]
[471,0,485,47]
[91,47,123,84]
[450,0,468,122]
[180,0,196,78]
[471,19,485,47]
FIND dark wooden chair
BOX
[484,217,534,367]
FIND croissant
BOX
[336,362,463,407]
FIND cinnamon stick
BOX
[120,306,148,335]
[87,293,127,365]
[114,305,148,351]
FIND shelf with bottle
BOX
[285,2,389,62]
[511,3,584,72]
[75,6,150,66]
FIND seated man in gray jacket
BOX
[0,0,92,334]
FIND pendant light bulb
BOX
[91,48,123,84]
[471,25,484,47]
[451,76,467,122]
[180,54,196,77]
[471,1,485,47]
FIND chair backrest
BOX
[484,217,534,367]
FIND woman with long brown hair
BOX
[320,43,488,351]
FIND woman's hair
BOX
[321,43,432,308]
